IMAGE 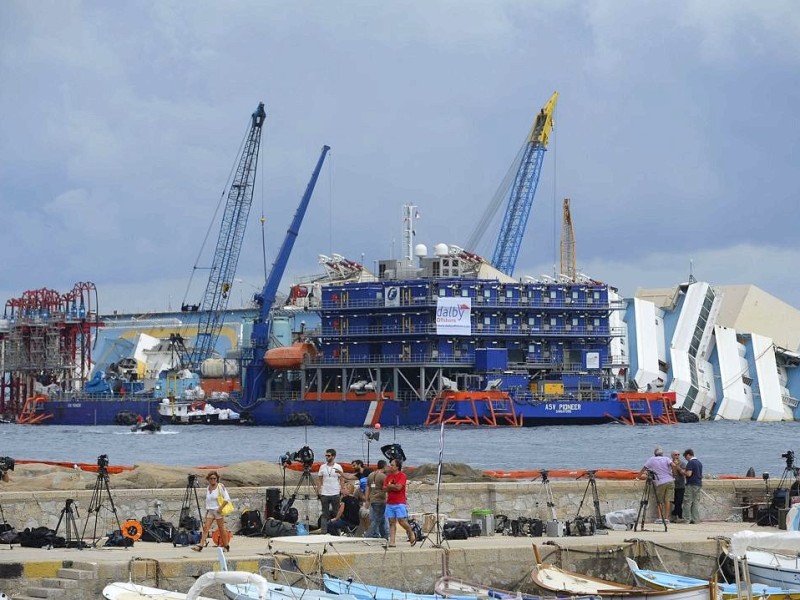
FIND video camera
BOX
[97,454,109,469]
[381,444,406,463]
[783,450,795,470]
[279,446,315,469]
[645,468,656,481]
[0,456,14,473]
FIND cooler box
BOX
[471,509,495,536]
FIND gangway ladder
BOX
[16,394,53,424]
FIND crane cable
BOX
[181,119,252,308]
[463,139,526,255]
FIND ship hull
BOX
[30,395,663,427]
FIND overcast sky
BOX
[1,1,798,315]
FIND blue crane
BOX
[243,145,330,400]
[491,92,558,276]
[187,102,267,366]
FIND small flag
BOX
[415,211,420,219]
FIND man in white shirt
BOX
[317,448,343,533]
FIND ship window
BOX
[550,317,557,325]
[572,318,578,326]
[507,317,513,325]
[484,316,491,325]
[506,289,513,298]
[461,289,469,297]
[550,291,557,298]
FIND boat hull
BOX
[27,395,665,427]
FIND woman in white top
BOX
[193,471,231,552]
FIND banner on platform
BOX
[435,297,471,336]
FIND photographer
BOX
[639,447,674,524]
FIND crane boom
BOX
[491,91,558,276]
[244,145,330,399]
[560,198,576,281]
[190,102,267,366]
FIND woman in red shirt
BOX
[383,459,416,547]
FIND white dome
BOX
[434,243,449,257]
[414,244,427,258]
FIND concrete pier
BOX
[0,478,773,599]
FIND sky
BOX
[1,1,799,315]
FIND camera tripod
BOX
[635,471,668,532]
[54,499,84,549]
[540,470,557,520]
[81,466,123,547]
[281,463,317,530]
[179,474,203,530]
[574,470,607,533]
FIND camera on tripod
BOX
[381,444,406,463]
[645,468,656,481]
[0,456,15,473]
[782,450,795,470]
[279,446,315,469]
[97,454,109,469]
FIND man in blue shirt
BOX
[681,449,703,524]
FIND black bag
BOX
[566,516,595,537]
[265,488,281,518]
[261,518,297,538]
[239,509,264,537]
[179,507,201,532]
[442,521,470,540]
[408,518,425,542]
[0,527,19,544]
[20,526,65,548]
[140,517,175,543]
[106,529,133,547]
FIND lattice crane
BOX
[491,91,558,276]
[560,198,576,281]
[186,102,267,366]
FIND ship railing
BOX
[320,297,619,311]
[306,354,476,366]
[322,323,625,337]
[510,358,627,371]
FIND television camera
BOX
[782,450,795,470]
[0,456,14,474]
[97,454,109,470]
[279,446,315,470]
[381,444,406,464]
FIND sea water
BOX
[3,420,800,477]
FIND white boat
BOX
[625,556,800,600]
[531,563,712,600]
[435,575,599,600]
[158,398,249,425]
[103,570,269,599]
[730,530,800,589]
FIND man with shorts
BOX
[382,458,416,547]
[639,447,675,524]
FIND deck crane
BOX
[560,198,576,281]
[491,91,558,276]
[185,102,267,367]
[243,145,330,401]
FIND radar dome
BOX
[414,244,427,258]
[434,243,449,257]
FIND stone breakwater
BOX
[0,476,763,536]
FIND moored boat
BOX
[625,557,800,600]
[323,574,475,600]
[435,575,599,600]
[531,562,713,600]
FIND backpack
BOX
[105,529,133,547]
[408,518,425,542]
[239,509,263,537]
